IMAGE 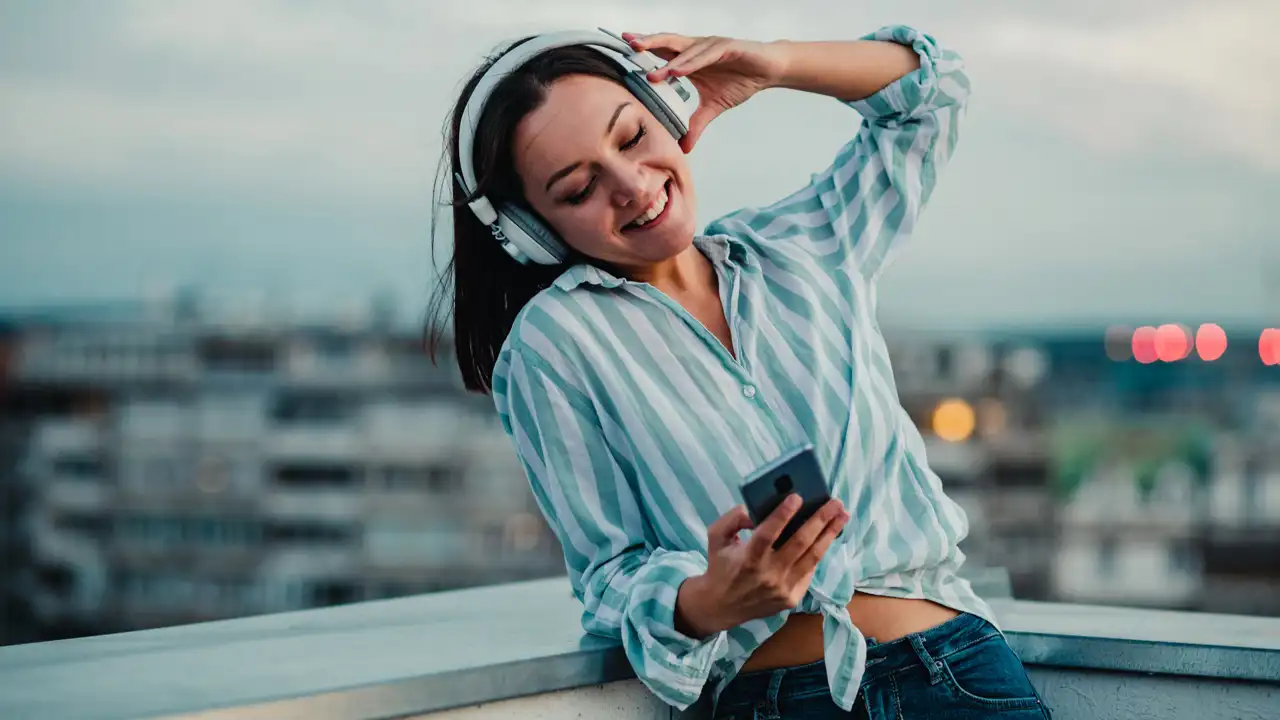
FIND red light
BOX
[1196,323,1227,361]
[1132,326,1158,364]
[1155,324,1189,362]
[1262,329,1280,366]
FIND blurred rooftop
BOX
[0,569,1277,720]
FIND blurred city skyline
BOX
[2,0,1277,331]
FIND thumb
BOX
[708,505,752,552]
[680,105,717,153]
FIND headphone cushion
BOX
[623,73,686,140]
[503,204,569,264]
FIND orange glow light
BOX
[932,399,976,443]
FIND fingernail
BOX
[787,493,802,509]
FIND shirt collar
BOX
[551,233,759,292]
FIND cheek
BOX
[564,204,613,235]
[550,205,616,252]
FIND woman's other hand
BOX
[621,32,790,153]
[675,495,849,638]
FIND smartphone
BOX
[738,443,832,550]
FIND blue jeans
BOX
[712,612,1051,719]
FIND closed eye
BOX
[622,123,646,150]
[563,123,648,206]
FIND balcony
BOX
[0,567,1276,720]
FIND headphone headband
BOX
[454,27,697,265]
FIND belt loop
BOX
[908,633,945,686]
[759,667,785,719]
[746,668,786,720]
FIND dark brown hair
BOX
[423,37,628,394]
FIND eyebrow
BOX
[544,101,631,193]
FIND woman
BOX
[425,22,1051,720]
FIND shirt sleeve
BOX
[492,344,728,710]
[705,24,969,284]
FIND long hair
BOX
[423,38,629,394]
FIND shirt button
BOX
[742,384,756,398]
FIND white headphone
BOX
[454,28,700,265]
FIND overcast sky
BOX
[1,0,1276,331]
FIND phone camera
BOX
[774,475,793,495]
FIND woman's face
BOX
[512,74,698,273]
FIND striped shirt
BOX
[491,24,996,713]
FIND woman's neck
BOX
[628,243,717,298]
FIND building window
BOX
[273,463,359,489]
[52,455,104,480]
[115,515,262,549]
[1167,541,1198,574]
[380,464,462,492]
[270,391,357,424]
[426,464,461,493]
[1098,536,1118,577]
[198,337,276,373]
[266,521,355,545]
[305,580,361,607]
[54,513,107,539]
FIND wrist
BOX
[675,574,726,639]
[763,39,797,90]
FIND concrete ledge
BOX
[997,600,1280,684]
[0,574,1277,720]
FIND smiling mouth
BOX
[622,179,673,232]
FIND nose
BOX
[609,163,654,208]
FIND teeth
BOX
[625,186,669,229]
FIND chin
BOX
[632,221,695,261]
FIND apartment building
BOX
[7,306,1279,644]
[6,308,564,639]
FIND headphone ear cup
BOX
[623,73,686,140]
[501,204,569,265]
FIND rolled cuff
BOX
[620,548,727,709]
[847,24,966,126]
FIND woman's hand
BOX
[621,32,790,153]
[676,494,849,638]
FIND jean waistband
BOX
[718,612,999,707]
[861,611,1000,681]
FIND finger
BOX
[644,47,680,62]
[625,32,697,57]
[649,38,724,82]
[788,507,850,582]
[776,499,847,567]
[622,33,677,62]
[679,105,717,153]
[778,504,849,584]
[744,493,802,557]
[708,505,753,552]
[664,38,727,76]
